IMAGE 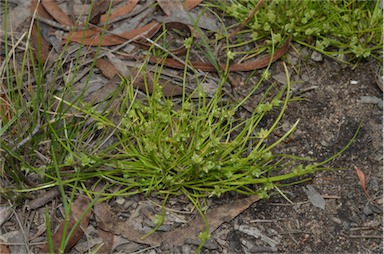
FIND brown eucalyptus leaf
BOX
[89,1,110,25]
[184,0,203,10]
[157,0,184,16]
[31,0,51,63]
[100,0,139,24]
[40,195,91,253]
[95,195,259,247]
[41,0,72,27]
[0,242,10,254]
[64,21,161,46]
[144,37,291,72]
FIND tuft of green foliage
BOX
[211,0,383,65]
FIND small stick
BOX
[14,124,41,150]
[349,235,382,239]
[26,187,60,210]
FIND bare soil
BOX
[220,53,383,253]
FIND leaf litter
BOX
[94,194,259,248]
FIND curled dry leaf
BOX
[96,229,114,254]
[65,26,111,41]
[142,37,291,72]
[95,58,119,80]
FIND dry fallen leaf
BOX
[65,21,161,46]
[89,1,111,25]
[95,195,259,247]
[31,0,51,63]
[0,83,12,122]
[95,58,119,80]
[0,204,12,227]
[41,0,73,27]
[0,0,31,32]
[157,0,202,15]
[99,0,139,24]
[142,37,291,72]
[96,228,114,254]
[40,195,91,253]
[184,0,203,10]
[157,0,185,16]
[354,166,371,200]
[0,242,10,254]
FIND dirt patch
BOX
[192,49,383,253]
[225,55,383,253]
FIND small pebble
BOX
[364,203,383,215]
[287,53,299,65]
[115,197,125,205]
[181,244,192,254]
[363,204,374,216]
[367,176,380,192]
[359,96,383,109]
[272,72,289,85]
[360,96,382,104]
[342,221,350,230]
[301,73,310,82]
[311,51,323,62]
[331,217,342,224]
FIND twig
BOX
[35,16,82,31]
[349,235,382,239]
[321,195,341,199]
[26,187,60,210]
[14,124,41,151]
[144,37,203,74]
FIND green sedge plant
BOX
[210,0,383,67]
[0,0,362,252]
